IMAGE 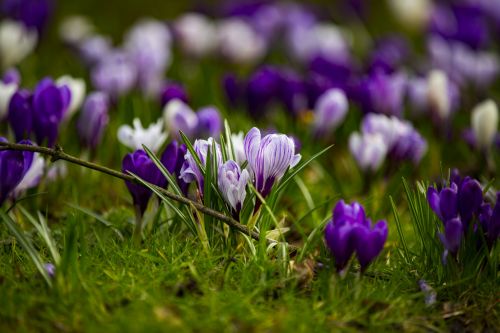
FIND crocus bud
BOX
[160,82,188,107]
[77,92,109,149]
[197,106,222,138]
[313,88,348,137]
[348,132,388,172]
[174,13,217,57]
[0,80,17,119]
[0,138,34,206]
[162,99,198,138]
[179,137,222,193]
[91,51,137,98]
[427,69,451,121]
[56,75,86,120]
[0,20,37,69]
[117,118,167,153]
[8,89,33,141]
[244,127,301,198]
[161,141,189,195]
[471,99,498,150]
[218,160,250,213]
[230,132,246,166]
[122,149,166,215]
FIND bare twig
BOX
[0,141,298,251]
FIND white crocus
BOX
[349,132,388,172]
[471,100,499,150]
[57,75,86,120]
[427,70,451,121]
[218,160,250,212]
[230,132,246,166]
[174,13,217,57]
[0,81,17,119]
[117,118,167,153]
[0,20,38,69]
[59,16,95,45]
[13,153,45,197]
[217,19,266,64]
[387,0,431,30]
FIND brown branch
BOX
[0,141,298,252]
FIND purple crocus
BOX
[2,68,21,85]
[244,127,301,198]
[313,88,348,137]
[160,140,189,195]
[0,137,34,206]
[245,66,282,118]
[160,82,188,107]
[353,69,407,117]
[8,78,69,147]
[222,73,241,107]
[196,106,222,138]
[368,36,409,73]
[162,99,198,139]
[427,177,484,259]
[179,137,222,194]
[218,160,250,213]
[478,192,500,247]
[324,200,388,273]
[1,0,53,34]
[91,51,137,98]
[77,92,109,149]
[122,149,166,215]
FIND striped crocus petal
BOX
[218,160,249,212]
[243,127,301,197]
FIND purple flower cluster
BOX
[427,173,500,261]
[349,114,427,172]
[324,200,388,273]
[8,78,71,147]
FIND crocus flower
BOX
[56,75,86,120]
[245,66,282,118]
[471,100,498,151]
[173,13,217,57]
[0,20,37,69]
[122,149,166,215]
[8,89,32,140]
[230,132,246,166]
[478,192,500,246]
[0,137,34,206]
[179,137,222,193]
[0,80,17,119]
[313,88,348,137]
[117,118,167,153]
[427,69,458,123]
[361,114,427,164]
[368,36,409,73]
[58,15,94,45]
[77,35,112,66]
[160,140,188,195]
[77,92,109,149]
[91,51,137,98]
[1,0,52,34]
[222,73,241,107]
[32,78,69,146]
[12,152,45,198]
[196,106,222,138]
[217,18,266,64]
[160,82,188,107]
[427,177,483,259]
[218,160,250,213]
[44,263,56,278]
[244,127,301,198]
[387,0,431,30]
[324,200,388,272]
[162,99,198,138]
[353,69,407,117]
[2,67,21,85]
[124,19,172,95]
[278,70,308,116]
[348,132,388,172]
